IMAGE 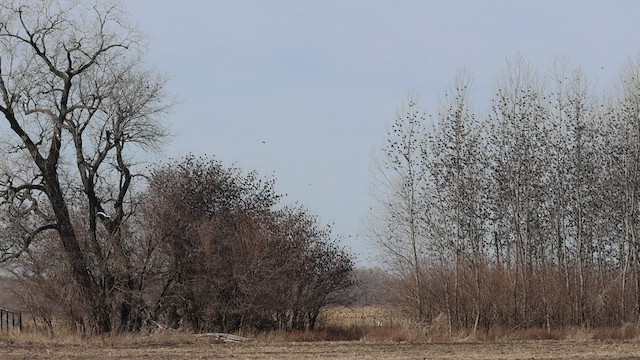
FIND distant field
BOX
[320,305,408,327]
[2,339,640,359]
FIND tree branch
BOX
[0,223,58,263]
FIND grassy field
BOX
[2,338,640,359]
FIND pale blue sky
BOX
[126,1,640,265]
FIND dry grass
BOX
[2,313,640,360]
[319,306,640,343]
[256,325,363,342]
[463,324,639,342]
[2,306,639,348]
[320,305,406,328]
[591,323,638,340]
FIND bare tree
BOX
[430,70,487,332]
[546,63,601,325]
[369,93,431,321]
[604,57,640,322]
[486,55,549,325]
[0,0,171,334]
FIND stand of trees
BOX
[372,56,640,332]
[0,1,353,335]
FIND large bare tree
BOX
[0,0,170,333]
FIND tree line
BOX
[0,1,353,335]
[372,56,640,332]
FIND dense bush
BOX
[143,155,354,332]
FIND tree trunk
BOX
[45,172,112,334]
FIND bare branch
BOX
[0,222,57,263]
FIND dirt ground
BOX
[2,339,640,360]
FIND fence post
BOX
[0,308,21,333]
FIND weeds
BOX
[1,309,639,346]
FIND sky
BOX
[126,0,640,266]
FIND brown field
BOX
[2,338,640,359]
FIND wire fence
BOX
[0,308,22,333]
